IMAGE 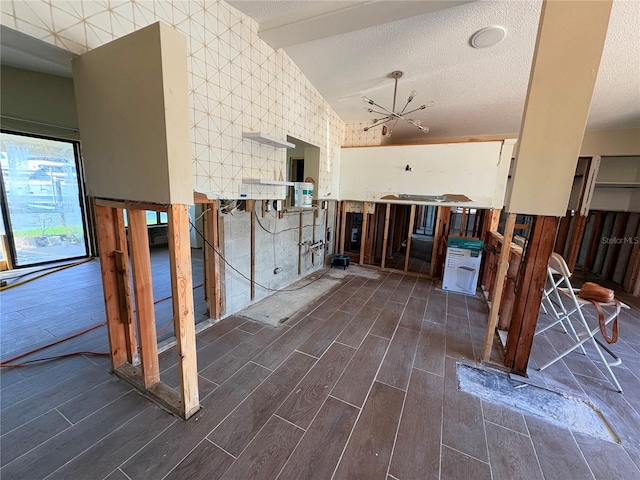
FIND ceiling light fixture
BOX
[362,71,434,137]
[470,25,507,49]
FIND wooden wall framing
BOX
[94,198,200,420]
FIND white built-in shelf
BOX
[242,178,295,186]
[594,182,640,189]
[242,131,295,149]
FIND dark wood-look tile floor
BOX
[2,264,640,479]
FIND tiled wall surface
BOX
[0,0,345,200]
[343,122,384,147]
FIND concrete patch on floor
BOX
[238,265,382,327]
[456,363,619,443]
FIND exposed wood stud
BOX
[381,204,391,270]
[298,212,303,275]
[128,208,160,387]
[167,204,200,419]
[312,209,316,267]
[339,201,347,255]
[251,202,256,300]
[505,215,559,376]
[359,202,369,265]
[565,215,587,273]
[583,211,603,275]
[404,204,416,272]
[431,207,451,278]
[94,198,168,212]
[218,214,226,316]
[459,208,467,236]
[604,212,630,279]
[94,204,128,369]
[113,250,135,360]
[430,207,443,277]
[483,213,516,361]
[554,210,572,256]
[623,221,640,295]
[488,209,501,233]
[203,201,220,319]
[112,208,137,364]
[498,247,521,331]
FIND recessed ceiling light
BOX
[470,26,507,49]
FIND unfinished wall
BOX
[339,141,513,208]
[1,0,345,201]
[590,156,640,212]
[0,66,79,140]
[222,204,327,315]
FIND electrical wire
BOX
[0,321,107,367]
[190,219,332,292]
[0,257,94,291]
[193,207,211,223]
[0,280,204,367]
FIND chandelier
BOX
[362,71,434,136]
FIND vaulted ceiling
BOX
[229,0,640,142]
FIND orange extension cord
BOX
[1,283,204,368]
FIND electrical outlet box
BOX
[321,200,328,210]
[273,200,283,211]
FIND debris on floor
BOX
[456,362,619,443]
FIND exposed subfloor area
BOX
[1,268,640,479]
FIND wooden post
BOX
[404,204,416,272]
[113,251,135,361]
[312,209,317,266]
[359,202,369,265]
[623,221,640,295]
[94,204,129,369]
[459,208,467,236]
[167,204,199,418]
[250,201,256,299]
[112,208,138,364]
[128,209,160,387]
[339,201,347,254]
[483,213,516,361]
[498,248,522,331]
[505,215,559,376]
[218,214,226,316]
[203,201,220,319]
[429,207,443,277]
[604,212,630,280]
[565,214,587,273]
[298,212,303,275]
[430,207,451,278]
[554,210,572,256]
[488,209,501,233]
[583,211,603,275]
[381,203,391,269]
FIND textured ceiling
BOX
[229,0,640,142]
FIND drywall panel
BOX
[339,141,507,208]
[72,22,192,205]
[580,129,640,157]
[0,66,79,140]
[506,0,612,216]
